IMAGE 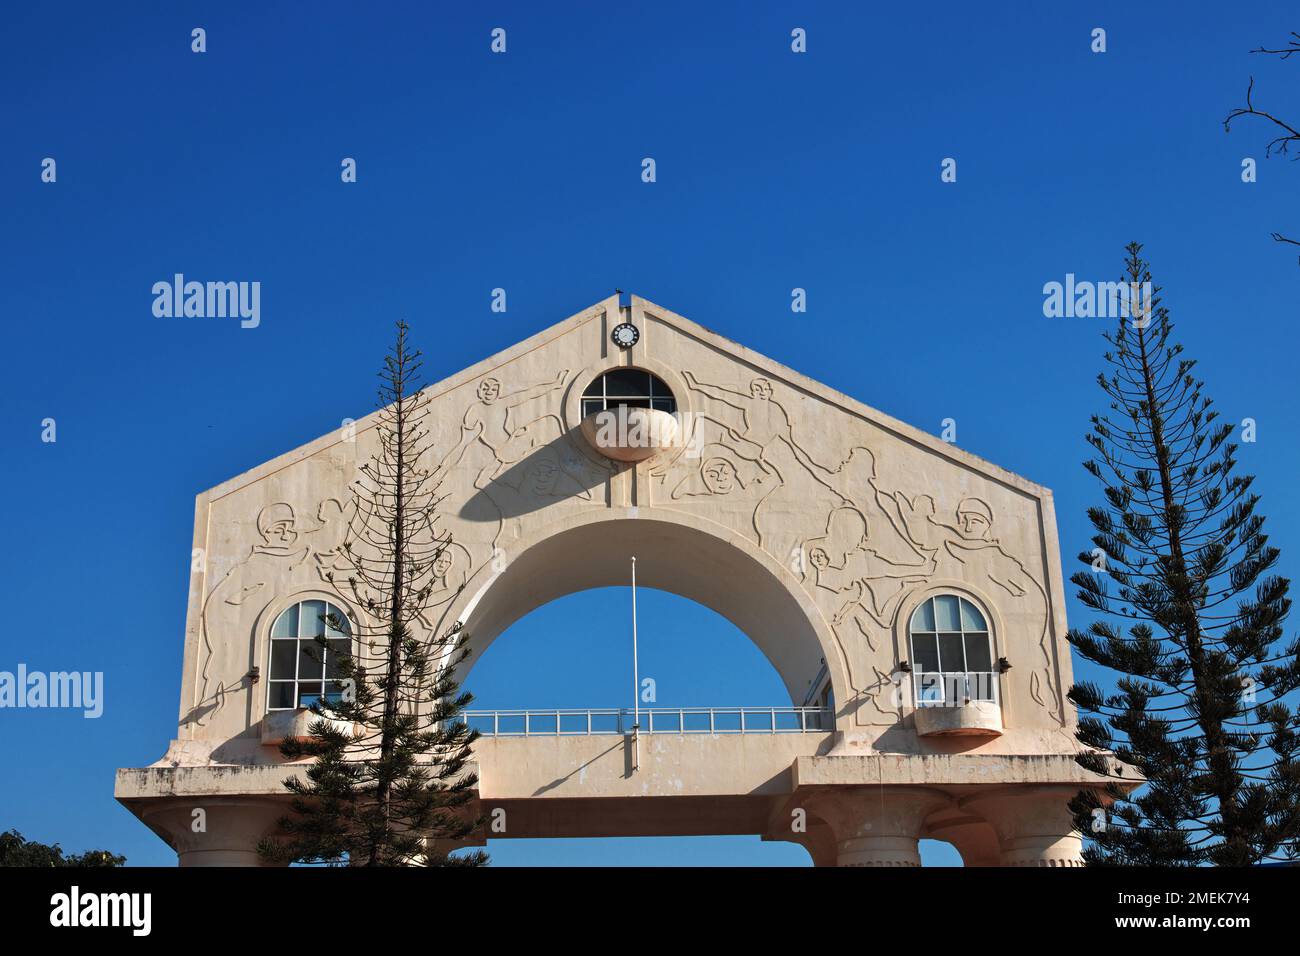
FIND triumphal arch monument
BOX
[115,294,1118,866]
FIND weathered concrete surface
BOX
[115,295,1122,865]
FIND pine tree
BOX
[260,322,486,866]
[1067,243,1300,865]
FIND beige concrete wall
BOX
[167,294,1078,766]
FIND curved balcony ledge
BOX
[579,408,680,462]
[260,708,357,747]
[913,701,1003,738]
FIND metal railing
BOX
[912,671,999,707]
[459,706,831,737]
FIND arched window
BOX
[581,368,676,418]
[267,599,353,711]
[908,595,995,704]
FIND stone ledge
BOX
[793,753,1128,789]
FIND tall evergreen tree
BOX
[1067,243,1300,865]
[260,322,486,866]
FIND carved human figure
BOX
[941,497,1059,722]
[473,447,594,539]
[895,493,1060,723]
[195,501,342,725]
[413,543,472,632]
[671,455,746,499]
[806,509,933,649]
[680,371,841,563]
[440,370,571,486]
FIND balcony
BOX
[460,706,831,737]
[578,407,681,462]
[911,672,1003,738]
[260,708,357,746]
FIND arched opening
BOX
[463,587,817,866]
[450,513,846,713]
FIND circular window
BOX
[581,368,676,418]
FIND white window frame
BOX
[266,598,354,712]
[908,594,998,708]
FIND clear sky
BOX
[2,1,1298,866]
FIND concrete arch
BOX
[446,508,850,719]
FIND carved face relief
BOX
[702,457,737,495]
[528,456,560,496]
[256,503,299,547]
[956,498,994,540]
[749,378,773,401]
[477,378,502,404]
[434,550,454,579]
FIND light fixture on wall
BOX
[997,657,1012,673]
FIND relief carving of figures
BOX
[193,499,347,726]
[806,508,933,651]
[678,372,845,561]
[894,493,1061,723]
[440,371,571,488]
[427,370,608,566]
[413,542,472,633]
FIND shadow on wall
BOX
[459,432,611,522]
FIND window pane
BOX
[298,640,325,679]
[609,397,650,410]
[910,599,935,632]
[912,634,940,673]
[324,682,348,704]
[916,672,945,704]
[934,595,961,631]
[602,368,650,397]
[582,377,604,397]
[651,398,676,413]
[269,682,294,709]
[325,639,351,678]
[325,604,350,637]
[959,598,987,632]
[964,633,993,672]
[271,604,298,639]
[297,683,323,708]
[300,600,326,637]
[269,639,297,680]
[938,633,965,672]
[581,398,603,418]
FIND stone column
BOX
[961,786,1085,867]
[142,797,288,867]
[803,787,951,867]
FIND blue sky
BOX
[2,1,1298,866]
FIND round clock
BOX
[611,322,640,349]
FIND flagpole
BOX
[631,556,640,772]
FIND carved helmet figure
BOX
[256,502,298,545]
[956,497,994,540]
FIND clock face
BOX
[611,322,640,348]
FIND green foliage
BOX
[259,322,487,867]
[1067,243,1300,865]
[0,829,125,867]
